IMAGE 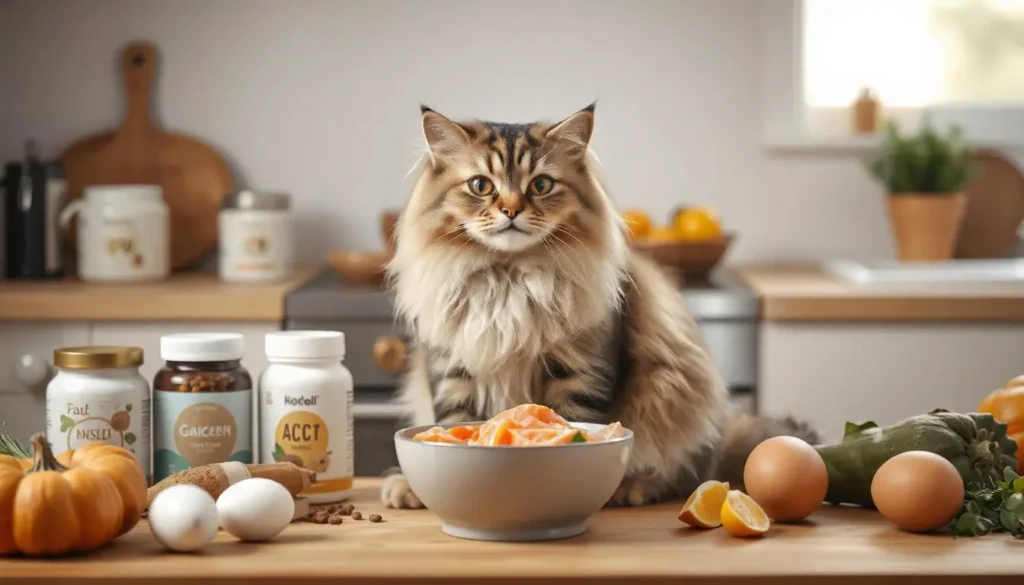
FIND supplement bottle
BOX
[47,346,151,483]
[152,333,253,483]
[260,331,353,503]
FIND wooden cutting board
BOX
[60,42,233,270]
[955,149,1024,259]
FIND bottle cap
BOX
[54,346,143,369]
[161,333,244,362]
[266,331,345,360]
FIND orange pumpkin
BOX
[0,433,147,556]
[978,375,1024,465]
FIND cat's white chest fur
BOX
[403,259,574,377]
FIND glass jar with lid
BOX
[152,333,252,482]
[46,345,151,483]
[218,190,293,283]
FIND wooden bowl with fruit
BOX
[623,207,735,279]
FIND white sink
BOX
[825,259,1024,286]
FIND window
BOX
[768,0,1024,148]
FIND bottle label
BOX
[153,389,252,482]
[46,393,150,483]
[261,387,352,496]
[220,212,292,276]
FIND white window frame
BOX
[762,0,1024,154]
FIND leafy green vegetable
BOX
[816,409,1018,508]
[952,466,1024,538]
[571,431,587,443]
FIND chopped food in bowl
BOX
[395,404,633,542]
[412,404,626,446]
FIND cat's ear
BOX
[421,105,470,165]
[544,103,595,160]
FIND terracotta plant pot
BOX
[887,193,967,261]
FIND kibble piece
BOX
[351,511,362,520]
[369,514,383,523]
[314,511,330,524]
[328,505,339,514]
[328,515,344,525]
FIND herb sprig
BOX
[952,466,1024,537]
[0,421,31,458]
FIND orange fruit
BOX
[673,208,722,241]
[622,209,653,239]
[643,226,681,243]
[677,480,730,528]
[721,490,771,538]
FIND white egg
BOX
[148,484,219,553]
[216,477,295,542]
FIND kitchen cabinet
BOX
[736,264,1024,443]
[0,322,91,442]
[758,322,1024,442]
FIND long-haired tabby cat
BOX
[381,104,815,508]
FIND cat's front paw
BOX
[381,473,425,509]
[607,475,662,507]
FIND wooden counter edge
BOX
[0,266,320,322]
[730,264,1024,322]
[2,577,1007,585]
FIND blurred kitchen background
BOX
[2,0,1023,475]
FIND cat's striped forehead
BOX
[456,121,551,182]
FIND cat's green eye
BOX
[468,176,495,196]
[529,175,555,196]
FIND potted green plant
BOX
[866,118,977,261]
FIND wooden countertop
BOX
[0,267,318,322]
[733,264,1024,322]
[2,478,1022,584]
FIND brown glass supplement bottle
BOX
[152,333,252,482]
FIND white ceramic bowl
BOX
[395,422,633,542]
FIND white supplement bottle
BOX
[47,346,151,483]
[259,331,353,503]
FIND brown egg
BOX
[743,436,828,522]
[870,451,964,533]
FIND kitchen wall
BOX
[0,0,892,264]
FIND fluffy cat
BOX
[381,104,815,508]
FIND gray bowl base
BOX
[441,519,588,542]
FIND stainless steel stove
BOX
[284,268,760,476]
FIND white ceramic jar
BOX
[60,185,170,282]
[259,331,353,503]
[46,345,151,483]
[219,190,293,283]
